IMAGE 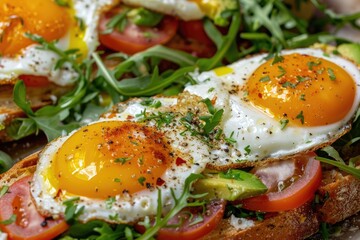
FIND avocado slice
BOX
[193,169,267,201]
[337,43,360,64]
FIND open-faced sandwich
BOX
[1,0,360,239]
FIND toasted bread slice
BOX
[0,154,359,240]
[0,151,39,186]
[0,84,71,142]
[204,170,360,239]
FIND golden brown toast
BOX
[0,154,359,240]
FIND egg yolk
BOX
[190,0,219,18]
[246,53,356,126]
[49,121,174,199]
[0,0,72,56]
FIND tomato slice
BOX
[0,176,69,240]
[166,20,216,58]
[179,20,213,46]
[136,199,225,240]
[18,75,50,87]
[240,152,322,212]
[98,7,179,55]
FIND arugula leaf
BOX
[63,197,85,224]
[59,220,140,240]
[197,12,241,71]
[0,151,13,173]
[0,214,16,225]
[137,174,206,240]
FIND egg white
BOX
[186,48,360,166]
[122,0,204,20]
[31,96,210,223]
[31,47,360,224]
[0,0,116,86]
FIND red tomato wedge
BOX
[18,75,50,87]
[240,152,322,212]
[0,176,68,240]
[136,199,226,240]
[179,20,213,46]
[98,7,179,55]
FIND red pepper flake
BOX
[176,157,186,166]
[156,177,165,186]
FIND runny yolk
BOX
[0,0,71,56]
[49,121,174,199]
[246,53,356,126]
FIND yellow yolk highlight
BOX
[214,66,234,76]
[67,4,88,58]
[48,121,174,199]
[246,53,356,126]
[190,0,219,18]
[0,0,71,56]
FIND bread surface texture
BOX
[1,155,359,240]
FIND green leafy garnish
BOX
[136,109,175,128]
[137,174,206,240]
[55,0,70,7]
[0,151,13,173]
[200,99,224,135]
[0,214,16,225]
[114,157,132,165]
[63,197,85,224]
[280,119,289,130]
[138,176,146,186]
[259,75,271,82]
[102,8,130,34]
[127,7,164,27]
[296,111,305,124]
[327,68,336,80]
[0,185,9,197]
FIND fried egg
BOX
[0,0,116,86]
[30,47,360,224]
[122,0,234,21]
[31,95,211,223]
[186,48,360,167]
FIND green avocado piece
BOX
[337,43,360,64]
[193,169,267,201]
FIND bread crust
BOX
[204,202,319,240]
[318,170,360,224]
[0,154,359,240]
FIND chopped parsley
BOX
[296,111,305,124]
[300,94,306,101]
[105,197,116,209]
[244,145,251,155]
[140,98,162,108]
[282,81,297,89]
[307,60,321,70]
[225,131,237,145]
[259,75,271,82]
[114,157,132,165]
[136,109,175,128]
[327,68,336,81]
[138,176,146,186]
[296,76,310,82]
[277,66,286,78]
[280,119,289,130]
